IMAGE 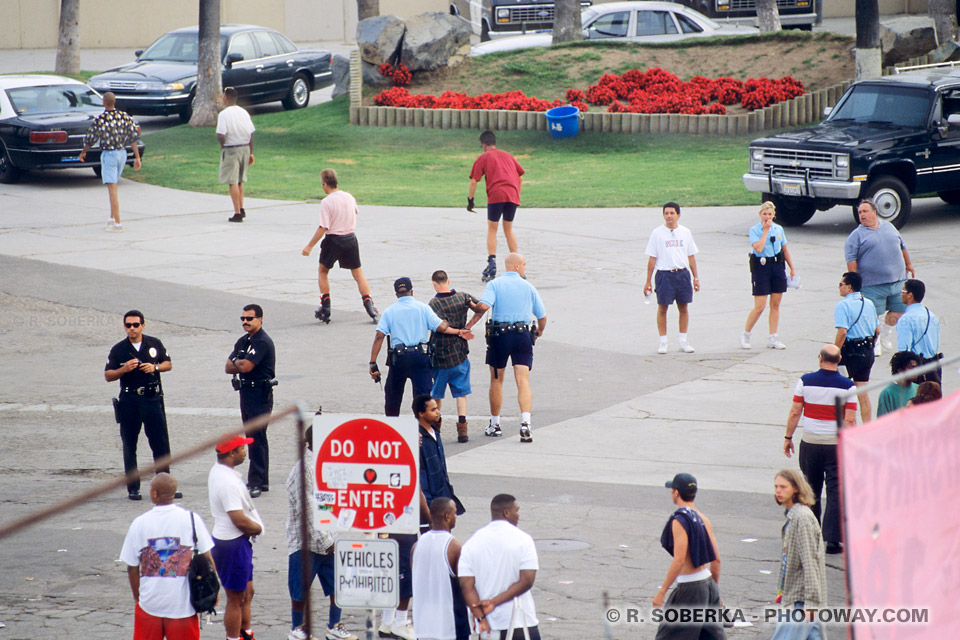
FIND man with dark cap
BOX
[653,473,725,640]
[369,277,472,417]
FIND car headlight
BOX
[90,80,110,90]
[717,0,730,8]
[750,148,765,172]
[496,8,510,22]
[751,148,764,162]
[164,81,185,90]
[834,155,850,179]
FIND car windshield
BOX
[827,84,931,127]
[6,84,102,115]
[139,33,228,62]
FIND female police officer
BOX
[741,201,797,350]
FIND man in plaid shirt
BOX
[429,270,483,443]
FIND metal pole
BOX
[296,402,313,639]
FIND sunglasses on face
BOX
[124,322,142,328]
[241,316,257,322]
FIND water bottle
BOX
[644,291,652,305]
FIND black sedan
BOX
[0,75,144,184]
[89,25,334,122]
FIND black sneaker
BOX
[520,423,533,443]
[228,213,244,223]
[248,486,262,498]
[128,490,142,501]
[240,208,246,219]
[484,421,502,437]
[363,298,380,323]
[174,491,183,499]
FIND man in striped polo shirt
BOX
[782,345,857,555]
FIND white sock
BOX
[679,333,688,343]
[395,609,408,626]
[381,608,395,626]
[743,331,751,336]
[520,412,531,424]
[490,415,500,426]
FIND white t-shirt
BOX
[119,504,214,619]
[318,189,358,236]
[216,105,255,146]
[208,462,264,540]
[459,520,539,631]
[644,224,698,271]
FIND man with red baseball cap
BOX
[209,434,264,640]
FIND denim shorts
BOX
[287,550,335,601]
[100,149,127,184]
[861,281,906,315]
[431,359,471,399]
[211,536,253,592]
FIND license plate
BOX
[779,182,803,196]
[61,157,81,163]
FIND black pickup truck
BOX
[742,64,960,228]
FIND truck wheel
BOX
[763,193,816,226]
[938,189,960,205]
[0,141,23,184]
[862,176,911,229]
[282,73,310,110]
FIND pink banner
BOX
[839,389,960,639]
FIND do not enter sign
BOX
[312,415,420,535]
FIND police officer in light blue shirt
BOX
[834,272,879,423]
[897,279,942,384]
[465,253,546,443]
[370,277,470,416]
[741,201,797,350]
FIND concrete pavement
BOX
[1,156,958,638]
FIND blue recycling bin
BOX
[545,105,581,139]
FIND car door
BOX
[222,32,261,102]
[250,30,288,101]
[632,9,681,42]
[924,87,960,194]
[583,10,631,40]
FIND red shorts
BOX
[134,603,200,640]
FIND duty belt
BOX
[844,336,875,349]
[238,379,277,388]
[391,343,430,356]
[121,384,161,396]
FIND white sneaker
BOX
[107,222,124,232]
[767,335,786,350]
[390,622,416,640]
[657,341,668,354]
[740,332,752,349]
[679,341,695,353]
[288,627,318,640]
[326,623,358,640]
[105,220,115,231]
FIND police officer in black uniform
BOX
[105,310,177,501]
[225,304,276,498]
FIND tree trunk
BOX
[552,0,583,44]
[928,0,958,45]
[357,0,380,21]
[855,0,881,80]
[54,0,80,76]
[756,0,782,32]
[190,0,222,127]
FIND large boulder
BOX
[361,60,393,87]
[931,40,960,64]
[357,15,405,66]
[880,16,938,66]
[400,12,471,72]
[331,54,350,99]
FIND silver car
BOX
[471,1,758,55]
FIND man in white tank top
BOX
[412,497,470,640]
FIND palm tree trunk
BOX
[54,0,80,76]
[190,0,222,127]
[855,0,881,80]
[756,0,782,32]
[552,0,583,44]
[927,0,958,46]
[358,0,380,21]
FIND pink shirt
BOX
[318,189,358,235]
[470,149,524,205]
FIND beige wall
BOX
[1,0,446,49]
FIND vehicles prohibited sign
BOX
[312,415,420,534]
[334,538,399,609]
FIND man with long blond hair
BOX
[772,470,826,639]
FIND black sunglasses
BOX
[240,316,258,321]
[124,322,142,328]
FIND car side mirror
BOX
[823,107,833,117]
[226,52,244,67]
[135,49,143,58]
[948,113,960,126]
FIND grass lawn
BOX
[132,97,763,208]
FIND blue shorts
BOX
[485,329,534,370]
[750,257,787,296]
[431,359,471,399]
[862,281,906,315]
[100,149,127,184]
[487,202,518,223]
[288,550,335,601]
[655,269,693,305]
[384,533,415,600]
[211,536,253,592]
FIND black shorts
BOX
[750,257,787,296]
[487,202,518,223]
[841,341,875,382]
[486,329,534,370]
[318,233,361,270]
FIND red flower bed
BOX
[370,67,803,115]
[378,63,412,87]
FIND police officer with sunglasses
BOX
[105,310,175,501]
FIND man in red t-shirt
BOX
[467,131,525,282]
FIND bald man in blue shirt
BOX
[465,253,547,443]
[370,277,473,417]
